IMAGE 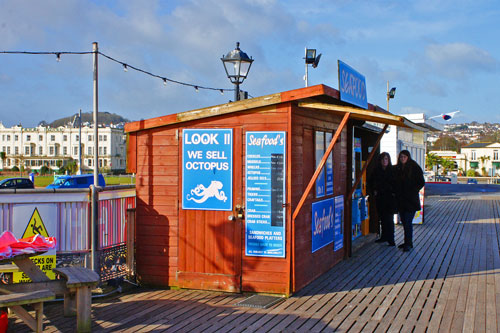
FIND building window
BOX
[103,147,107,155]
[49,147,54,155]
[26,135,31,141]
[74,146,78,155]
[88,147,92,155]
[471,150,477,160]
[103,135,107,141]
[14,135,18,141]
[6,135,10,141]
[39,146,43,155]
[15,147,19,155]
[63,147,67,155]
[494,150,499,161]
[51,135,55,142]
[99,135,102,142]
[1,146,5,152]
[88,159,92,166]
[63,135,67,142]
[104,159,107,166]
[88,135,92,141]
[75,135,79,141]
[39,135,43,141]
[99,147,102,155]
[25,146,30,155]
[7,147,10,154]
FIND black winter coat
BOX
[368,166,397,215]
[395,159,425,212]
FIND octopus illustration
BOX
[187,180,228,203]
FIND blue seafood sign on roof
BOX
[182,128,233,211]
[338,60,368,109]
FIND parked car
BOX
[467,178,478,184]
[435,175,451,182]
[0,177,35,189]
[46,174,105,189]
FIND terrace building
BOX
[0,123,127,173]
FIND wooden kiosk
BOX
[125,84,423,296]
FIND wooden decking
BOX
[7,193,500,332]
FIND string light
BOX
[1,49,237,95]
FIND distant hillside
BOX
[42,112,130,128]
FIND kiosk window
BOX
[315,130,334,197]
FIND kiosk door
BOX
[178,128,243,292]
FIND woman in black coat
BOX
[395,150,425,252]
[369,152,396,246]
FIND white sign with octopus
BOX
[182,128,233,211]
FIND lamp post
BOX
[304,48,321,87]
[221,42,253,101]
[386,81,396,111]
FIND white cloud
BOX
[425,42,497,79]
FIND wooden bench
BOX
[53,267,100,333]
[0,289,55,332]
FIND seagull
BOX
[428,110,460,121]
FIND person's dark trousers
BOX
[380,212,395,244]
[399,210,416,247]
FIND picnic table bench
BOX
[0,289,55,332]
[53,267,100,332]
[1,255,99,332]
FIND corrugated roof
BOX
[124,84,426,133]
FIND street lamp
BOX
[221,42,254,101]
[304,48,321,87]
[386,81,396,111]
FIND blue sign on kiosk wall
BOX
[182,128,232,211]
[338,60,368,109]
[334,195,344,251]
[311,198,335,253]
[245,131,286,257]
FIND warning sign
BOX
[12,205,57,283]
[22,208,50,238]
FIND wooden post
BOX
[126,208,136,279]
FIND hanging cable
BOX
[1,50,236,94]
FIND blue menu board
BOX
[311,198,335,253]
[182,128,232,211]
[245,131,286,257]
[334,195,344,251]
[325,132,334,195]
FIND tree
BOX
[40,165,51,175]
[426,153,442,171]
[432,136,461,152]
[0,151,5,169]
[441,158,456,174]
[466,169,477,177]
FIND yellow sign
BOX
[13,207,56,283]
[22,208,50,238]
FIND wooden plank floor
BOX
[6,193,500,332]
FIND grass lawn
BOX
[0,174,135,188]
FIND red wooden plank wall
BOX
[291,107,347,292]
[135,128,179,286]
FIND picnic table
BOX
[0,252,99,332]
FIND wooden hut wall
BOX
[135,126,179,286]
[132,104,292,293]
[291,106,347,292]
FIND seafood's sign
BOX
[182,128,233,211]
[245,131,286,257]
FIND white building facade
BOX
[461,142,500,176]
[0,123,127,172]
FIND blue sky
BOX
[1,0,498,127]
